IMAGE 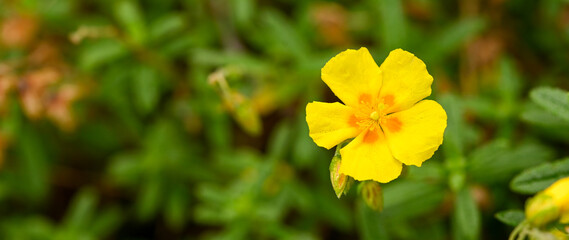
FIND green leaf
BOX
[231,0,255,27]
[194,184,232,224]
[312,187,352,232]
[292,111,318,168]
[382,180,446,219]
[422,18,485,64]
[287,181,314,214]
[164,185,188,230]
[448,170,466,193]
[495,210,525,227]
[468,141,553,184]
[159,33,195,57]
[376,0,407,51]
[149,13,186,43]
[357,199,389,240]
[99,64,143,135]
[530,86,569,122]
[80,39,128,71]
[0,101,23,141]
[498,57,522,103]
[191,49,269,73]
[37,0,73,23]
[521,102,569,128]
[0,217,54,239]
[90,207,122,238]
[261,9,309,61]
[136,178,162,221]
[131,65,162,115]
[16,126,50,202]
[267,121,293,160]
[113,0,147,45]
[439,94,471,159]
[108,152,141,186]
[452,188,481,240]
[510,158,569,194]
[406,161,445,182]
[62,188,97,232]
[213,150,259,175]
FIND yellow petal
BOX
[306,101,361,149]
[544,176,569,212]
[321,47,382,107]
[378,49,433,113]
[339,128,402,183]
[383,100,447,167]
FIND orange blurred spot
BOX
[382,95,394,107]
[348,114,359,128]
[29,41,62,66]
[359,93,372,104]
[363,129,379,143]
[1,14,38,48]
[46,84,82,132]
[310,2,351,47]
[384,117,402,132]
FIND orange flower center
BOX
[349,93,403,143]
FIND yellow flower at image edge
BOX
[544,176,569,224]
[306,47,447,183]
[526,176,569,227]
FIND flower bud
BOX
[232,92,261,136]
[360,181,383,212]
[208,68,262,136]
[543,177,569,213]
[525,176,569,227]
[525,194,559,227]
[330,154,351,198]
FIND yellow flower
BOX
[526,176,569,227]
[543,176,569,222]
[306,47,447,183]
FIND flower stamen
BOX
[370,111,379,121]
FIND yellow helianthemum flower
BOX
[526,176,569,226]
[544,176,569,224]
[306,47,447,183]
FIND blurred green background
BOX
[1,0,569,239]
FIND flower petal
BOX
[339,128,402,183]
[378,49,433,113]
[383,100,447,167]
[321,47,382,107]
[306,101,361,149]
[544,176,569,211]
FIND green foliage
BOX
[495,210,526,227]
[510,158,569,194]
[357,199,389,240]
[1,0,569,239]
[0,188,122,240]
[374,0,407,52]
[113,0,147,45]
[530,87,569,122]
[522,87,569,141]
[468,140,553,184]
[453,188,481,240]
[421,18,486,64]
[15,125,50,203]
